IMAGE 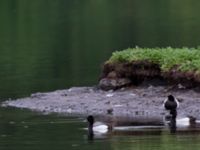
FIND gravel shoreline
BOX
[2,86,200,125]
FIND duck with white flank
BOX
[87,115,109,135]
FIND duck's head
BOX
[168,95,175,102]
[87,115,94,126]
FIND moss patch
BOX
[108,47,200,72]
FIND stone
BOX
[98,78,132,90]
[107,71,117,78]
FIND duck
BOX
[164,95,179,110]
[87,115,109,134]
[163,95,179,118]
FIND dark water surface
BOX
[1,107,200,150]
[1,0,200,99]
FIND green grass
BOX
[108,47,200,72]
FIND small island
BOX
[2,47,200,125]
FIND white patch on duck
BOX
[164,116,196,128]
[176,117,191,127]
[176,117,196,128]
[92,122,108,134]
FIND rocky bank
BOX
[2,85,200,125]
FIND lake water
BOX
[1,0,200,149]
[1,107,200,150]
[1,0,200,100]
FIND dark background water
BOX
[1,0,200,100]
[1,107,200,150]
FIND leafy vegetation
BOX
[108,47,200,72]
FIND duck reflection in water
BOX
[169,117,177,133]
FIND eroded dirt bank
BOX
[2,86,200,125]
[99,61,200,91]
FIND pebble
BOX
[106,93,114,97]
[66,108,72,113]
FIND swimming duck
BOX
[87,115,108,134]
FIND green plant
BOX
[108,47,200,72]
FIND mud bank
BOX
[2,86,200,124]
[99,61,200,91]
